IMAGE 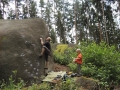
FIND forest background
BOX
[0,0,120,89]
[0,0,120,50]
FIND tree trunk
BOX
[0,0,2,19]
[63,0,66,44]
[87,8,90,43]
[0,0,1,10]
[118,0,120,11]
[74,0,77,44]
[15,0,18,19]
[2,1,4,19]
[26,0,29,18]
[101,0,109,44]
[98,22,102,42]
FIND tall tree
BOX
[63,1,74,43]
[101,0,109,44]
[22,0,30,19]
[0,0,2,19]
[0,0,9,19]
[73,0,77,44]
[118,0,120,11]
[44,0,52,32]
[50,28,57,43]
[15,0,18,19]
[1,0,8,18]
[54,0,65,43]
[39,0,44,18]
[22,4,28,19]
[29,0,37,18]
[25,0,30,18]
[13,0,22,19]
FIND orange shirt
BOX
[75,53,82,64]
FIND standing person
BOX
[39,37,51,70]
[73,49,82,77]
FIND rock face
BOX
[0,18,49,84]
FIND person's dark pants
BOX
[77,64,82,75]
[44,53,49,61]
[43,46,51,56]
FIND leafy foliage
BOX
[53,42,120,87]
[54,44,68,54]
[0,70,25,90]
[54,78,78,90]
[53,44,70,65]
[79,42,120,86]
[53,44,78,65]
[67,63,77,72]
[28,82,51,90]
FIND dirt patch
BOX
[52,63,70,72]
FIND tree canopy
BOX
[0,0,120,50]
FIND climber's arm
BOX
[40,38,44,45]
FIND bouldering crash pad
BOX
[42,71,66,83]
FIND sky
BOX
[2,0,119,43]
[4,0,40,19]
[110,1,120,28]
[4,0,120,19]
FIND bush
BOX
[81,63,97,77]
[54,79,78,90]
[28,82,51,90]
[53,42,120,87]
[54,44,68,54]
[53,44,79,65]
[0,70,25,90]
[80,41,120,86]
[53,44,74,65]
[67,63,77,72]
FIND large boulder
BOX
[76,76,99,90]
[0,18,51,84]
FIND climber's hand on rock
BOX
[40,38,42,40]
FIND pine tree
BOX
[29,0,37,18]
[0,0,9,19]
[39,0,44,18]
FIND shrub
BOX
[53,42,120,87]
[80,41,120,86]
[67,63,77,72]
[0,70,25,90]
[81,63,97,77]
[54,79,78,90]
[53,44,71,65]
[28,82,51,90]
[53,44,79,65]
